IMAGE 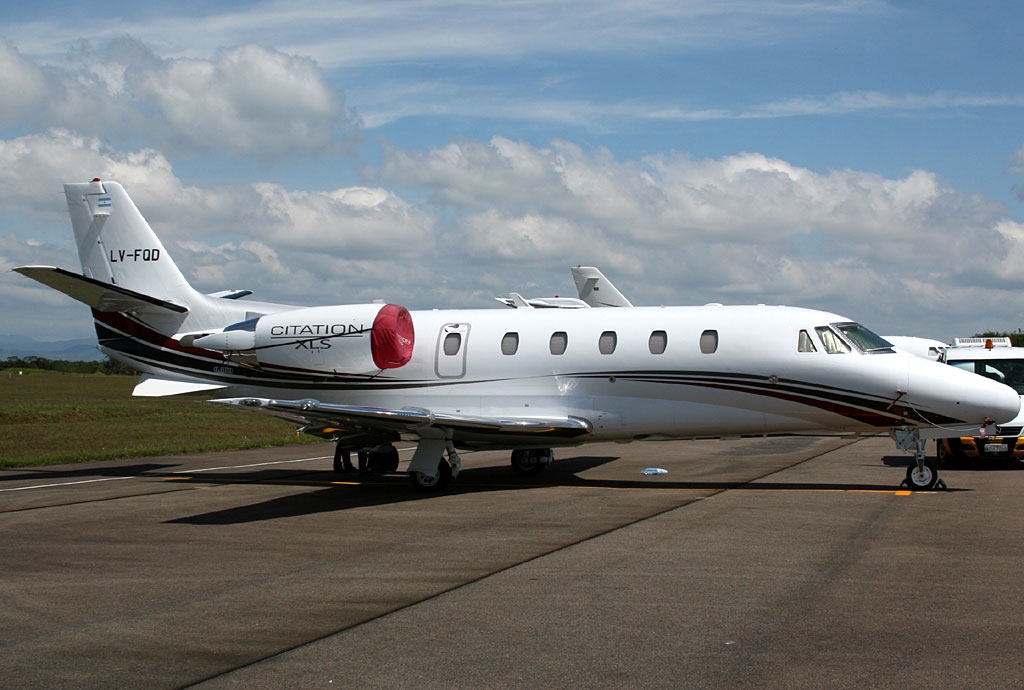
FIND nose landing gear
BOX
[891,427,947,491]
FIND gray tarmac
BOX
[3,435,1024,689]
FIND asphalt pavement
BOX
[3,435,1024,689]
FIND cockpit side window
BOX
[815,326,851,354]
[798,330,817,353]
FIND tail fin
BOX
[64,180,198,305]
[571,266,633,308]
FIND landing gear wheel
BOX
[409,459,452,491]
[905,460,940,490]
[511,449,551,475]
[333,443,353,474]
[369,446,400,474]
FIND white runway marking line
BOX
[0,476,135,493]
[173,446,416,474]
[2,447,417,493]
[172,455,334,474]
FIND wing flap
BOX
[15,266,188,314]
[210,397,593,442]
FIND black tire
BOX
[333,443,344,474]
[369,446,400,474]
[409,459,452,491]
[511,449,549,475]
[906,460,939,490]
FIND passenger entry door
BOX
[435,323,470,378]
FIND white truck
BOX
[938,337,1024,461]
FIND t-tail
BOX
[66,180,198,304]
[16,180,293,395]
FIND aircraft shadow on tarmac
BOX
[0,463,177,483]
[880,455,1024,472]
[165,454,912,525]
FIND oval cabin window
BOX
[599,331,617,355]
[550,331,568,355]
[443,332,462,356]
[501,332,519,355]
[649,330,667,355]
[699,329,718,354]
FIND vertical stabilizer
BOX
[64,180,196,304]
[571,266,633,307]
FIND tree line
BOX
[3,356,137,375]
[976,331,1024,347]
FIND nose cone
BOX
[910,361,1021,426]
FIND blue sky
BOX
[2,0,1024,344]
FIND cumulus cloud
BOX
[0,37,359,162]
[6,131,1024,341]
[0,130,440,314]
[376,136,1024,332]
[0,40,49,127]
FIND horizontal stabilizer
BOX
[207,289,254,300]
[15,266,188,314]
[133,375,227,397]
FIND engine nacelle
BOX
[194,303,414,375]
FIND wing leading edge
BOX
[210,397,594,446]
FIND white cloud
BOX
[0,38,359,162]
[5,131,1024,341]
[376,136,1024,333]
[124,43,356,159]
[8,1,888,67]
[0,39,49,127]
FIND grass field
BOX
[0,369,321,468]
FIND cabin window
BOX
[815,326,851,354]
[798,330,817,353]
[550,331,568,355]
[599,331,617,355]
[501,332,519,356]
[443,332,462,356]
[699,329,718,354]
[648,330,668,355]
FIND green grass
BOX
[0,370,321,468]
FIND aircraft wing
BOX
[210,397,593,445]
[15,266,188,314]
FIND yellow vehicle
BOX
[938,337,1024,461]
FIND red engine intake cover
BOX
[371,304,415,369]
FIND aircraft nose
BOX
[910,363,1021,425]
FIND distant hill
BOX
[0,335,103,362]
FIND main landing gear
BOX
[333,443,400,475]
[333,441,557,491]
[510,448,554,475]
[891,428,947,491]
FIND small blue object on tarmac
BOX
[642,467,668,475]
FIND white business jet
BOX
[16,180,1020,491]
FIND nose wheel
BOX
[904,458,945,491]
[891,428,947,491]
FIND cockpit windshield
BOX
[834,322,893,353]
[813,322,893,355]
